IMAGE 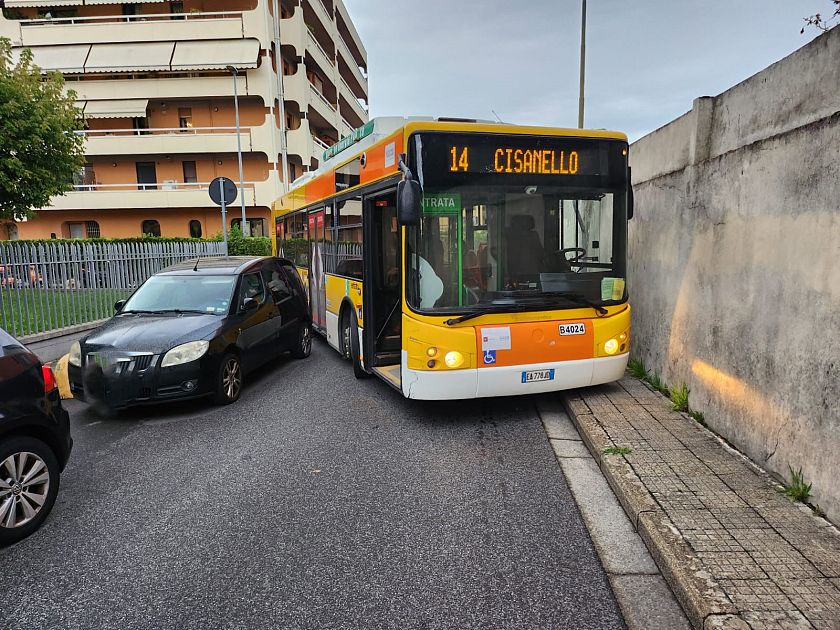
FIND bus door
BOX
[362,189,401,384]
[308,209,327,331]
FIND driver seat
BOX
[506,215,544,282]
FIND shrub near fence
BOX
[0,239,226,337]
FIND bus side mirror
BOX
[627,167,634,220]
[397,179,422,226]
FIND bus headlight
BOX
[444,351,464,368]
[604,338,620,355]
[69,341,81,367]
[426,346,438,357]
[161,340,209,367]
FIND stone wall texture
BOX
[628,27,840,523]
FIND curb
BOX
[562,393,734,629]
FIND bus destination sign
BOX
[449,145,580,175]
[417,133,627,187]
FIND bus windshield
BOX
[406,185,626,313]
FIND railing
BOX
[312,136,330,150]
[337,34,367,80]
[339,75,367,106]
[306,30,335,67]
[77,126,248,138]
[67,181,260,192]
[0,240,226,338]
[18,11,244,26]
[309,84,336,112]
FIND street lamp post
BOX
[578,0,587,129]
[227,65,249,236]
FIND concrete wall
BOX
[628,27,840,523]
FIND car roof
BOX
[157,256,293,276]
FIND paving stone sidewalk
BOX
[563,377,840,630]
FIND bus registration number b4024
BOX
[521,369,555,384]
[559,323,586,336]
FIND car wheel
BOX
[214,353,243,405]
[291,323,312,359]
[0,437,60,547]
[349,312,369,379]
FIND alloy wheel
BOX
[342,318,351,359]
[301,326,312,355]
[222,358,241,401]
[0,451,50,529]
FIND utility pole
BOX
[272,0,291,194]
[578,0,587,129]
[227,65,249,236]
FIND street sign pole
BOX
[219,178,229,256]
[578,0,587,129]
[228,65,249,236]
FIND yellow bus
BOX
[272,117,633,399]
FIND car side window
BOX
[280,264,306,298]
[263,262,292,303]
[239,273,266,308]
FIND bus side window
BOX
[336,196,363,279]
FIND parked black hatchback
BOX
[0,327,73,546]
[69,256,311,408]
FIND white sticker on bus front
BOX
[559,323,586,336]
[481,327,511,351]
[385,142,396,168]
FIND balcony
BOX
[306,30,334,74]
[286,122,314,160]
[279,8,305,56]
[67,74,250,102]
[79,126,255,157]
[310,0,333,33]
[335,1,367,63]
[339,93,367,128]
[18,11,248,47]
[308,84,338,127]
[337,36,368,97]
[46,179,279,211]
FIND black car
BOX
[68,256,311,409]
[0,327,73,546]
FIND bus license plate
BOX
[521,369,555,384]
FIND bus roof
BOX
[272,117,627,215]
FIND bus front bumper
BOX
[400,352,628,400]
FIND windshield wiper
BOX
[530,291,609,316]
[444,305,532,326]
[120,309,207,315]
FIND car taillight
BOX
[42,365,58,393]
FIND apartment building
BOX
[0,0,369,240]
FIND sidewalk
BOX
[563,377,840,630]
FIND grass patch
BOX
[628,357,649,380]
[0,289,128,337]
[670,384,690,413]
[689,410,706,426]
[783,466,812,503]
[602,446,633,456]
[647,372,670,397]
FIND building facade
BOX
[0,0,368,240]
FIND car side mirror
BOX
[241,297,259,312]
[114,299,126,312]
[397,179,422,226]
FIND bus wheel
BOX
[340,308,352,360]
[349,312,369,379]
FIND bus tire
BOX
[349,312,369,379]
[339,307,351,360]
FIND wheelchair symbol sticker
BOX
[483,350,497,364]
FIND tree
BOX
[803,0,840,32]
[0,37,85,222]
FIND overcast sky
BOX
[343,0,826,140]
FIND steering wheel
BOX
[559,247,587,262]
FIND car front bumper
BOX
[69,354,216,408]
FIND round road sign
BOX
[209,177,237,206]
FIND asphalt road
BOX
[0,341,625,630]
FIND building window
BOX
[133,117,150,135]
[182,161,197,183]
[122,4,138,17]
[189,220,202,238]
[231,218,267,237]
[170,1,184,18]
[86,221,101,238]
[68,223,85,239]
[141,220,161,237]
[136,162,157,190]
[178,107,193,130]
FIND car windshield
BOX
[122,275,236,315]
[406,185,627,312]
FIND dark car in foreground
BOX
[69,256,311,409]
[0,328,73,546]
